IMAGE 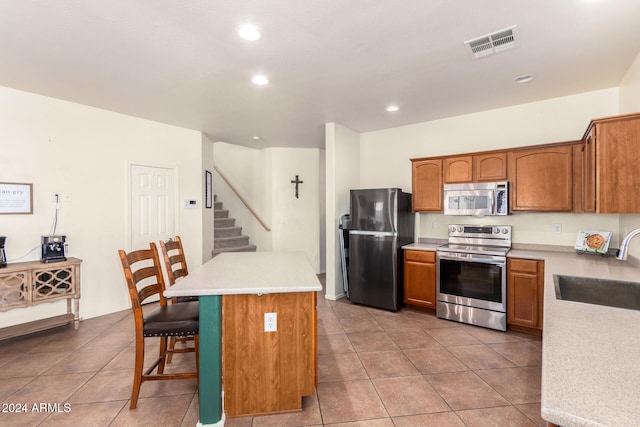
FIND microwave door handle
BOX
[489,191,495,215]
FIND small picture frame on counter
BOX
[575,230,612,256]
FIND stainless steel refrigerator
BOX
[348,188,414,311]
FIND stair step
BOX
[214,235,250,249]
[213,201,223,210]
[215,226,242,238]
[214,218,236,228]
[214,209,229,219]
[212,245,257,257]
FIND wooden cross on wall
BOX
[290,175,303,199]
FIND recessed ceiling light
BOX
[515,74,535,84]
[236,24,261,41]
[386,105,399,112]
[252,136,261,140]
[251,75,269,85]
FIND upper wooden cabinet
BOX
[443,152,508,184]
[412,158,442,212]
[582,113,640,213]
[509,145,574,211]
[474,152,508,182]
[444,156,473,183]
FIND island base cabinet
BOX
[222,291,316,417]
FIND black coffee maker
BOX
[0,236,6,268]
[41,235,67,263]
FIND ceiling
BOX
[1,1,640,149]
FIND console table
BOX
[0,257,82,340]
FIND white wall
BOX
[271,148,320,272]
[212,142,322,272]
[618,50,640,257]
[212,142,273,253]
[0,85,204,327]
[202,134,215,263]
[620,50,640,114]
[359,88,622,247]
[325,123,360,300]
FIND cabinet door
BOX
[474,152,507,181]
[444,156,473,183]
[403,250,436,309]
[509,146,573,211]
[507,258,543,330]
[595,118,640,213]
[412,159,443,212]
[582,127,596,212]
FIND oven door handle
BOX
[437,253,506,266]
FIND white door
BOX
[130,165,176,251]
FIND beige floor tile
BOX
[38,401,127,426]
[318,332,355,354]
[317,352,368,383]
[0,405,51,427]
[368,312,419,331]
[456,405,537,426]
[489,341,543,367]
[0,376,33,401]
[402,309,458,329]
[475,366,542,405]
[44,347,123,374]
[404,347,468,374]
[317,314,345,334]
[515,402,547,427]
[346,332,397,352]
[67,369,133,404]
[340,316,383,334]
[425,327,483,346]
[331,302,372,319]
[8,372,93,403]
[425,371,510,410]
[317,380,388,424]
[179,393,201,427]
[446,344,515,370]
[372,376,450,416]
[109,394,194,426]
[0,351,73,378]
[358,350,419,378]
[386,328,441,350]
[392,412,466,427]
[326,418,395,426]
[251,394,323,426]
[460,324,524,344]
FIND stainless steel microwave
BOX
[443,181,509,216]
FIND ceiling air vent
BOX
[464,25,519,59]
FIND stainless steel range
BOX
[436,224,512,331]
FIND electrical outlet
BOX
[264,312,277,332]
[553,224,562,234]
[431,222,438,230]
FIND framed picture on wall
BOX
[0,182,33,214]
[205,170,212,208]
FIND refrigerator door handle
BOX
[349,230,397,237]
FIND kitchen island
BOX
[508,248,640,427]
[164,251,322,426]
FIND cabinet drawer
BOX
[404,250,435,263]
[508,258,538,274]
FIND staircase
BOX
[212,195,257,257]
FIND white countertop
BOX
[509,248,640,427]
[164,251,322,297]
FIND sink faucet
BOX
[616,228,640,261]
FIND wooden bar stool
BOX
[118,243,199,409]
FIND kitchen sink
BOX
[554,274,640,311]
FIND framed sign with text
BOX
[0,182,33,214]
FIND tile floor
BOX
[0,278,545,426]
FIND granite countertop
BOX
[507,247,640,427]
[402,238,447,252]
[164,251,322,297]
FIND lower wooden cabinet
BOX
[507,258,544,334]
[403,250,436,309]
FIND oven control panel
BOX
[447,224,511,240]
